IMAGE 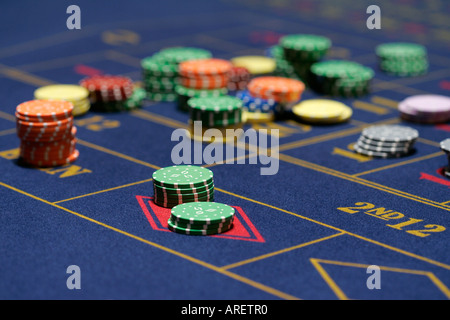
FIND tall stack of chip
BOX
[440,139,450,178]
[187,95,243,142]
[236,89,279,123]
[398,94,450,124]
[167,202,235,236]
[152,165,214,208]
[277,34,332,85]
[142,47,212,102]
[34,84,90,117]
[309,60,374,97]
[376,42,428,77]
[15,100,79,167]
[80,75,145,112]
[354,125,418,158]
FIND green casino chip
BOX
[170,201,235,224]
[280,34,331,61]
[375,43,427,60]
[153,179,215,195]
[167,218,233,236]
[152,165,213,188]
[154,47,212,64]
[311,60,374,81]
[188,95,243,112]
[168,215,234,229]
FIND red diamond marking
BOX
[136,196,265,242]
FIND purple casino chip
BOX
[399,94,450,123]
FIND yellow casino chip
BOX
[34,84,89,102]
[230,56,276,74]
[293,99,352,124]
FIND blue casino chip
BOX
[236,90,279,113]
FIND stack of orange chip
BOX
[15,100,79,167]
[247,76,305,103]
[178,58,232,90]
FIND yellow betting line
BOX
[0,181,299,300]
[53,178,154,204]
[221,232,345,270]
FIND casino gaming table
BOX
[0,0,449,302]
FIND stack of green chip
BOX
[175,85,228,112]
[141,47,212,102]
[168,202,235,236]
[275,34,332,85]
[152,165,214,208]
[309,60,374,97]
[187,95,243,128]
[376,42,428,77]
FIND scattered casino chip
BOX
[167,201,235,235]
[309,60,374,97]
[398,94,450,124]
[292,99,352,124]
[142,47,212,102]
[152,165,215,208]
[230,56,276,75]
[187,95,243,128]
[236,90,279,123]
[247,76,305,103]
[227,66,251,92]
[34,84,90,117]
[354,124,418,158]
[80,75,143,111]
[15,100,79,167]
[376,42,428,77]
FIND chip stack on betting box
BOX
[398,94,450,124]
[152,165,215,208]
[440,139,450,178]
[354,125,419,158]
[80,75,146,112]
[167,202,235,236]
[15,100,79,167]
[376,42,428,77]
[141,47,212,102]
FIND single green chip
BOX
[375,43,427,59]
[188,96,243,112]
[153,165,213,188]
[170,201,235,224]
[167,218,233,235]
[168,216,234,230]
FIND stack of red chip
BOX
[16,100,79,167]
[227,66,251,91]
[178,58,232,90]
[79,75,134,111]
[247,76,305,103]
